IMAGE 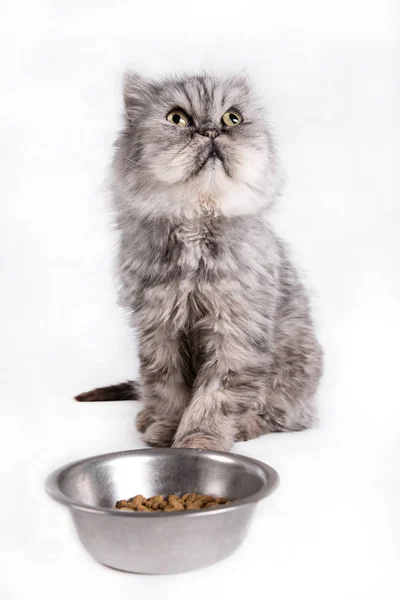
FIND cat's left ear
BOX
[123,71,152,126]
[227,70,251,94]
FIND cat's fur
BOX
[76,71,323,451]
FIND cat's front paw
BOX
[142,420,178,448]
[172,432,231,452]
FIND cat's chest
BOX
[169,219,217,272]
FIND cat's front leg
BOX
[136,327,191,447]
[172,337,268,452]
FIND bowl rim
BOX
[45,448,279,518]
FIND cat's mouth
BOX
[190,142,230,179]
[209,144,224,162]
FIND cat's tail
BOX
[75,381,139,402]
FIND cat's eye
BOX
[222,109,243,127]
[166,109,190,127]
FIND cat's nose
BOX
[202,128,219,139]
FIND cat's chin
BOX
[114,163,272,220]
[190,171,269,217]
[194,162,229,195]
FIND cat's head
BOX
[113,71,279,219]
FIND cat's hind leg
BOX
[234,406,310,442]
[250,331,324,437]
[235,413,271,442]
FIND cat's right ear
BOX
[123,71,151,126]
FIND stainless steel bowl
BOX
[46,448,279,574]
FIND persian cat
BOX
[76,72,323,452]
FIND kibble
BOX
[115,493,231,512]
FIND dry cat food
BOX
[115,493,232,512]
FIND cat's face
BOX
[114,72,278,218]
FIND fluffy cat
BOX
[76,71,323,452]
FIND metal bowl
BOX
[46,448,279,574]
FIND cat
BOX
[75,71,323,452]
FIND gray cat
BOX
[76,71,323,452]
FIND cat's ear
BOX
[227,70,251,94]
[123,71,152,126]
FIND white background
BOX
[1,1,399,598]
